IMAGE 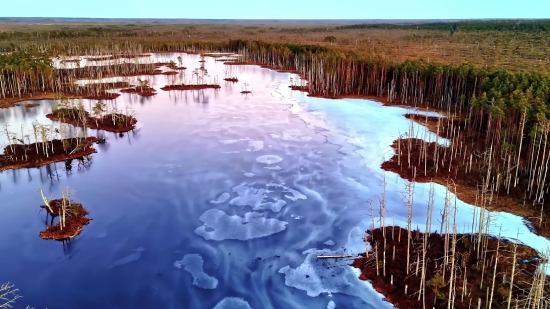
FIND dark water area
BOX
[0,53,546,309]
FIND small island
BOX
[161,84,221,91]
[39,189,91,241]
[0,120,100,171]
[18,102,40,108]
[120,87,156,96]
[240,83,252,94]
[46,100,137,133]
[223,66,238,82]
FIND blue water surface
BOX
[0,53,547,309]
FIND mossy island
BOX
[46,99,137,133]
[39,188,92,241]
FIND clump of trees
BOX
[48,98,137,132]
[0,119,98,171]
[39,187,91,241]
[354,180,550,309]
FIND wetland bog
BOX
[0,52,549,309]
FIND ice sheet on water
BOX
[174,254,218,289]
[212,297,253,309]
[270,130,312,142]
[281,130,313,142]
[324,240,335,246]
[246,141,264,152]
[278,248,357,297]
[210,192,231,204]
[230,182,288,212]
[255,155,283,165]
[230,182,266,206]
[195,209,287,241]
[327,300,336,309]
[264,166,283,170]
[219,138,250,145]
[267,182,307,201]
[107,247,144,269]
[284,188,307,201]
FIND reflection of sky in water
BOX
[0,53,548,309]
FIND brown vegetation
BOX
[45,98,137,133]
[353,226,549,309]
[0,137,99,172]
[120,86,156,96]
[47,109,136,133]
[161,84,221,91]
[381,111,550,238]
[39,194,91,241]
[18,102,40,108]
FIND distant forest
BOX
[336,20,550,32]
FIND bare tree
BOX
[0,282,22,309]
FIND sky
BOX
[2,0,549,20]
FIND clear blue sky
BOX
[3,0,549,19]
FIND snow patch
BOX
[264,165,283,170]
[195,209,287,241]
[255,155,283,165]
[278,248,358,297]
[174,254,218,289]
[210,192,231,204]
[212,297,253,309]
[229,182,288,212]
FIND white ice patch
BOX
[174,254,218,289]
[210,192,231,204]
[327,300,336,309]
[246,141,264,152]
[264,166,283,170]
[282,130,312,142]
[255,155,283,165]
[284,188,307,201]
[230,182,288,212]
[267,182,307,201]
[195,209,287,241]
[107,247,144,269]
[219,138,250,145]
[212,297,253,309]
[278,248,358,297]
[324,240,335,246]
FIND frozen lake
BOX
[0,53,547,309]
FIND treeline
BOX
[0,27,192,41]
[336,20,550,33]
